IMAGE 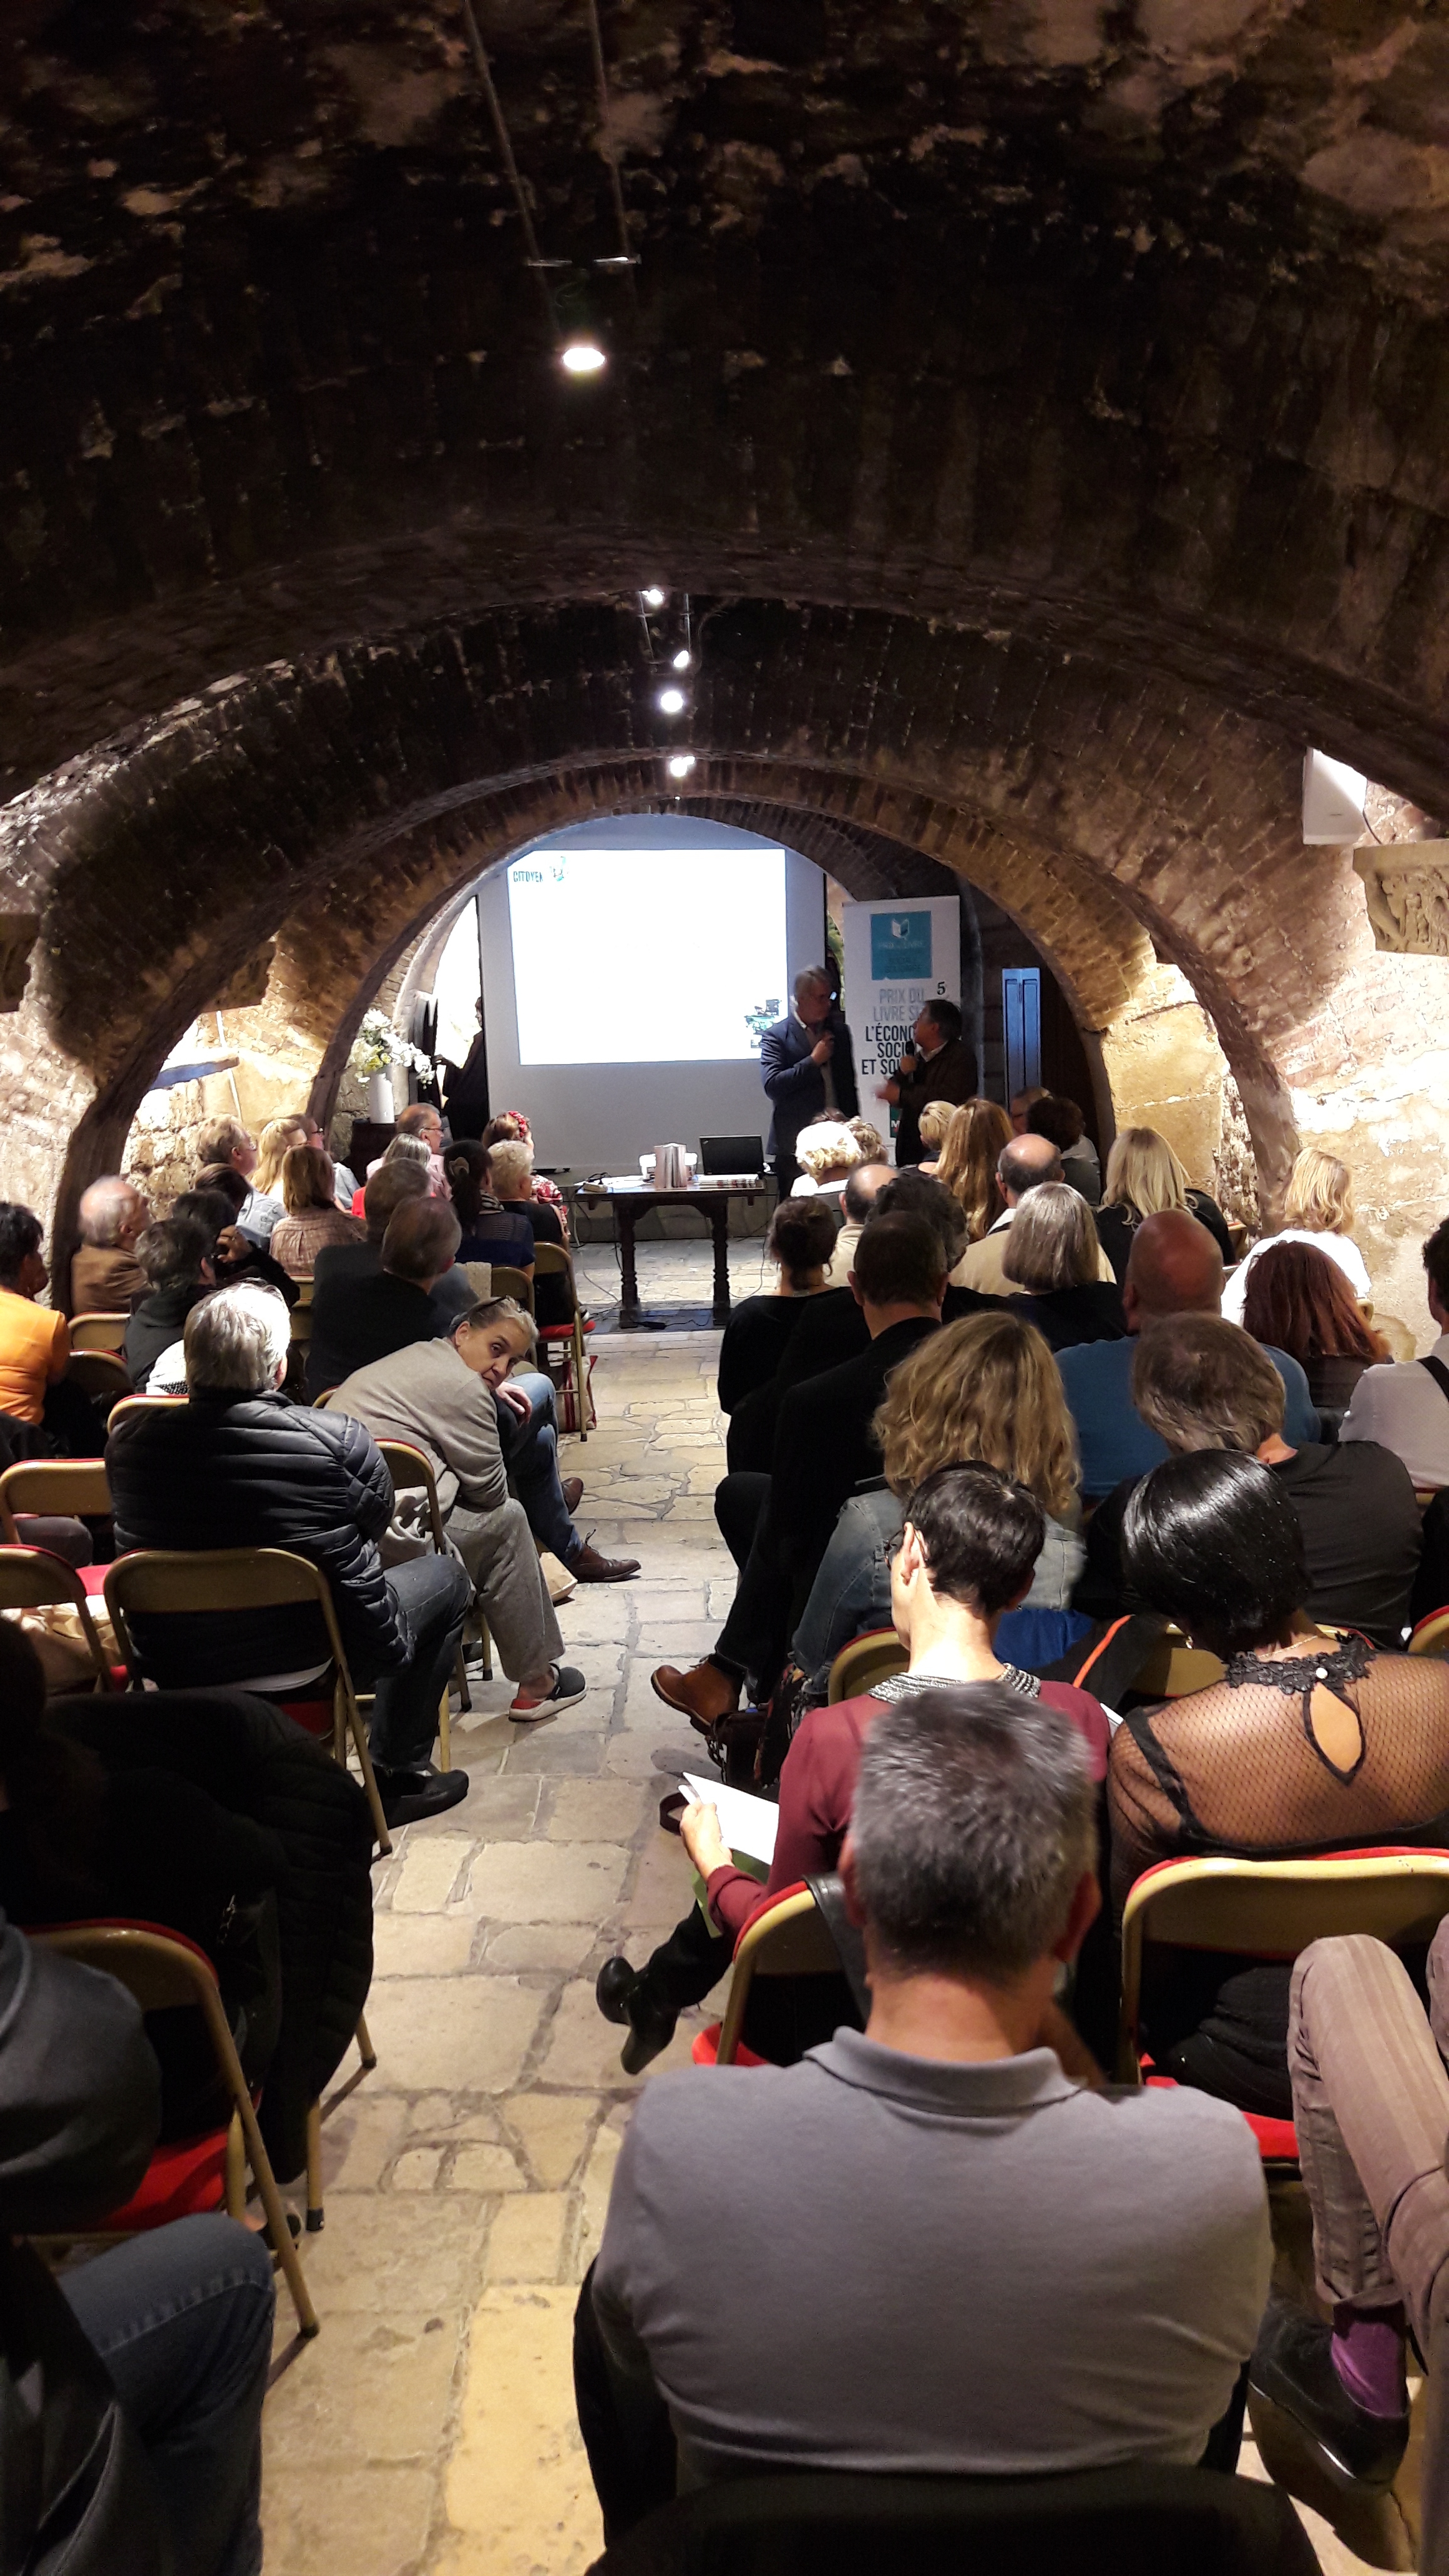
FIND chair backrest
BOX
[288,1303,313,1344]
[1126,1627,1226,1699]
[36,1920,222,2017]
[716,1885,845,2064]
[461,1261,492,1300]
[827,1628,907,1704]
[1412,1609,1449,1658]
[490,1264,535,1312]
[103,1545,352,1693]
[65,1349,132,1400]
[0,1544,116,1687]
[1118,1850,1449,2082]
[0,1456,112,1538]
[107,1394,187,1430]
[531,1241,571,1279]
[375,1438,447,1552]
[69,1312,129,1354]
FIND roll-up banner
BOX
[841,897,962,1157]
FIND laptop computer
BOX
[698,1134,764,1177]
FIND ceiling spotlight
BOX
[657,686,686,715]
[671,648,692,671]
[640,585,666,608]
[560,341,607,375]
[667,754,696,779]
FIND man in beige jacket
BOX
[952,1135,1115,1295]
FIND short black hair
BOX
[874,1168,968,1271]
[1120,1449,1306,1658]
[0,1203,42,1286]
[1425,1217,1449,1312]
[852,1211,945,1308]
[195,1163,250,1214]
[920,998,963,1043]
[1027,1094,1086,1152]
[135,1216,211,1292]
[172,1189,233,1246]
[902,1463,1045,1615]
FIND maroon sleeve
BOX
[704,1700,871,1940]
[1039,1680,1112,1783]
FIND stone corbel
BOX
[1353,842,1449,955]
[0,913,40,1008]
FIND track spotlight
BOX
[671,648,692,671]
[657,686,686,715]
[640,585,666,608]
[560,340,607,374]
[667,754,696,778]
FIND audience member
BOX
[481,1110,568,1225]
[107,1282,471,1825]
[0,1908,275,2576]
[651,1212,945,1728]
[1027,1093,1101,1204]
[487,1136,574,1326]
[444,1141,535,1276]
[934,1096,1013,1242]
[70,1176,150,1313]
[173,1186,300,1310]
[760,964,859,1198]
[1341,1214,1449,1489]
[580,1684,1269,2532]
[998,1181,1127,1350]
[1079,1314,1422,1644]
[791,1311,1086,1698]
[290,1108,359,1205]
[305,1194,460,1399]
[311,1157,472,1349]
[872,1164,969,1281]
[1056,1207,1319,1498]
[239,1115,308,1246]
[819,1158,890,1289]
[951,1134,1115,1294]
[1222,1146,1371,1324]
[363,1100,449,1199]
[1110,1451,1449,2115]
[726,1174,889,1471]
[846,1115,885,1163]
[1241,1238,1390,1417]
[268,1144,365,1278]
[789,1117,863,1201]
[1094,1126,1234,1279]
[913,1097,954,1172]
[195,1117,257,1208]
[718,1198,837,1424]
[331,1299,592,1715]
[124,1216,213,1392]
[1010,1083,1050,1133]
[349,1128,431,1217]
[0,1202,69,1429]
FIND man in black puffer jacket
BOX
[107,1279,471,1828]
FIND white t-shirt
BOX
[1341,1331,1449,1490]
[1221,1228,1370,1325]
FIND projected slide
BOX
[507,844,788,1066]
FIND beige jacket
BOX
[951,1207,1115,1295]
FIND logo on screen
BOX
[871,912,932,982]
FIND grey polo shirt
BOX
[593,2029,1269,2485]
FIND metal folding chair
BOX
[533,1239,592,1439]
[0,1544,116,1688]
[695,1883,846,2066]
[69,1312,129,1354]
[827,1628,907,1704]
[0,1455,112,1539]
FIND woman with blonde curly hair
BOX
[934,1098,1013,1241]
[1222,1144,1370,1324]
[1095,1126,1232,1282]
[789,1309,1086,1697]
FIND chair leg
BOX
[573,1313,588,1438]
[338,1678,393,1855]
[356,2011,377,2071]
[225,2110,247,2220]
[452,1644,472,1714]
[437,1682,452,1772]
[475,1614,492,1680]
[236,2086,319,2339]
[305,2100,324,2233]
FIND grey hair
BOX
[1001,1181,1100,1292]
[849,1684,1095,1984]
[793,964,834,1001]
[77,1176,145,1247]
[454,1295,537,1363]
[183,1282,291,1392]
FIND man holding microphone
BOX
[760,965,859,1198]
[876,998,973,1165]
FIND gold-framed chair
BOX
[373,1436,492,1752]
[103,1546,392,1853]
[1125,1627,1226,1700]
[693,1884,844,2066]
[107,1393,186,1429]
[69,1311,129,1354]
[64,1349,132,1404]
[32,1923,318,2339]
[1412,1609,1449,1658]
[826,1628,907,1704]
[0,1544,117,1688]
[490,1263,535,1314]
[533,1241,592,1440]
[0,1456,112,1541]
[288,1301,313,1347]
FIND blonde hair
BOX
[254,1116,308,1194]
[1001,1183,1099,1291]
[847,1116,885,1161]
[488,1138,534,1197]
[935,1098,1013,1242]
[917,1100,955,1151]
[874,1312,1078,1521]
[280,1143,336,1215]
[1283,1146,1354,1237]
[796,1121,863,1183]
[1103,1126,1191,1222]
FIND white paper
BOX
[680,1773,779,1866]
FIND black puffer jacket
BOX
[106,1387,409,1687]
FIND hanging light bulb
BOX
[671,648,692,671]
[560,340,607,374]
[657,686,686,715]
[667,754,696,778]
[640,585,666,608]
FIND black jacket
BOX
[759,1007,859,1162]
[892,1035,977,1166]
[123,1279,207,1391]
[306,1264,451,1399]
[1008,1281,1128,1354]
[1096,1193,1233,1283]
[771,1315,940,1597]
[106,1387,409,1688]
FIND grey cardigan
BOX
[329,1337,509,1520]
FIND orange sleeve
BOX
[47,1312,71,1381]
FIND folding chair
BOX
[31,1923,318,2338]
[532,1240,593,1439]
[1116,1848,1449,2162]
[1412,1609,1449,1656]
[0,1455,112,1544]
[103,1546,392,1853]
[460,1261,492,1300]
[288,1302,313,1348]
[0,1545,117,1688]
[827,1627,907,1704]
[693,1883,846,2067]
[69,1311,129,1354]
[490,1263,535,1314]
[374,1436,487,1749]
[107,1393,186,1428]
[64,1349,131,1404]
[1126,1627,1225,1699]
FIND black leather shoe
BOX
[1250,2290,1408,2491]
[375,1764,469,1828]
[595,1956,638,2025]
[620,1987,678,2076]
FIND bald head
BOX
[842,1161,892,1225]
[997,1133,1064,1204]
[1123,1208,1224,1329]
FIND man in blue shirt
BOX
[1058,1209,1317,1496]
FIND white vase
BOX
[367,1070,394,1124]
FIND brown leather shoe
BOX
[570,1541,640,1583]
[561,1476,583,1512]
[651,1660,739,1724]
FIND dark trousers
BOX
[710,1474,793,1694]
[356,1554,471,1769]
[715,1471,769,1573]
[64,2214,275,2576]
[574,2260,676,2544]
[771,1154,799,1201]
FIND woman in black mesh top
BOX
[1110,1450,1449,2117]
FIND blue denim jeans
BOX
[62,2214,275,2576]
[496,1369,582,1564]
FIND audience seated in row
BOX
[931,1096,1012,1241]
[1222,1145,1370,1324]
[1093,1126,1234,1277]
[1240,1237,1390,1418]
[482,1136,573,1328]
[481,1109,570,1228]
[952,1134,1116,1294]
[990,1180,1126,1352]
[125,1202,299,1395]
[1026,1091,1103,1205]
[789,1117,864,1202]
[443,1139,536,1277]
[354,1101,449,1207]
[269,1144,364,1279]
[71,1174,150,1313]
[819,1156,891,1289]
[308,1159,476,1400]
[719,1198,837,1470]
[0,1202,69,1430]
[1341,1212,1449,1488]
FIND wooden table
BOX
[573,1179,769,1329]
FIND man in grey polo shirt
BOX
[578,1685,1270,2537]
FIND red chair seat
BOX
[276,1694,333,1740]
[691,2021,770,2068]
[102,2127,230,2229]
[539,1319,595,1339]
[78,1563,109,1597]
[1142,2066,1298,2164]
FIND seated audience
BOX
[1241,1237,1390,1418]
[792,1310,1087,1699]
[874,998,973,1168]
[934,1096,1013,1242]
[124,1216,213,1393]
[107,1281,472,1825]
[172,1186,300,1309]
[1341,1214,1449,1489]
[70,1175,150,1313]
[361,1101,449,1201]
[819,1158,890,1289]
[238,1115,308,1246]
[651,1212,945,1728]
[846,1115,885,1163]
[309,1168,474,1398]
[0,1202,69,1428]
[600,1464,1108,2075]
[1110,1451,1449,2117]
[482,1109,568,1227]
[331,1298,592,1714]
[487,1136,574,1327]
[875,1164,969,1281]
[1079,1313,1422,1645]
[789,1117,863,1201]
[719,1198,837,1427]
[268,1144,365,1279]
[445,1141,535,1276]
[306,1194,460,1399]
[952,1134,1115,1294]
[581,1684,1269,2529]
[349,1128,432,1217]
[1094,1126,1234,1279]
[1010,1082,1050,1133]
[195,1114,260,1234]
[1027,1092,1102,1205]
[1222,1144,1372,1324]
[1058,1207,1319,1499]
[0,1907,275,2576]
[914,1095,954,1173]
[998,1181,1127,1350]
[289,1108,359,1205]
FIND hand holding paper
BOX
[680,1797,730,1880]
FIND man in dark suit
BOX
[759,964,859,1198]
[877,998,975,1166]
